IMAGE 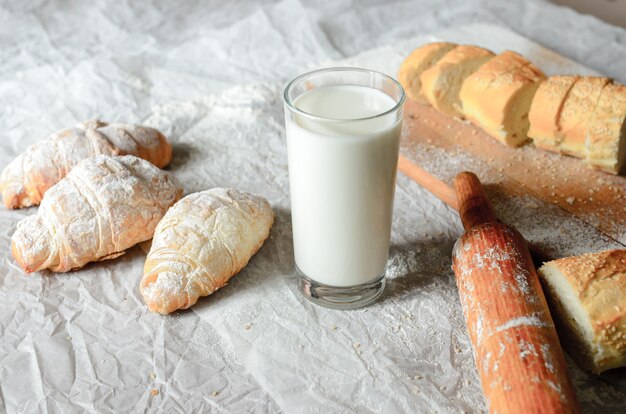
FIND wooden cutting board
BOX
[343,24,626,247]
[399,99,626,245]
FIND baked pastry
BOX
[0,120,172,209]
[420,45,494,117]
[528,75,580,152]
[397,42,457,103]
[11,155,183,273]
[459,50,546,146]
[584,82,626,174]
[538,249,626,373]
[558,76,611,158]
[141,188,274,315]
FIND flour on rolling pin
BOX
[452,223,576,411]
[451,172,579,413]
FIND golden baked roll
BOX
[538,249,626,373]
[558,76,611,158]
[397,42,457,103]
[420,45,494,117]
[0,120,172,209]
[528,75,580,152]
[459,50,546,146]
[11,155,183,273]
[141,188,274,315]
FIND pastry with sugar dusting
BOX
[141,188,274,315]
[0,120,172,209]
[11,155,183,273]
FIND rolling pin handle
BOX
[453,172,497,230]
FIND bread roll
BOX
[420,45,494,117]
[141,188,274,315]
[11,155,183,273]
[528,76,580,152]
[459,51,546,146]
[558,77,611,158]
[397,42,457,103]
[538,249,626,373]
[584,83,626,174]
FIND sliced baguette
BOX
[538,249,626,373]
[397,42,457,103]
[557,76,611,158]
[584,83,626,174]
[420,45,494,117]
[459,51,546,146]
[528,75,580,152]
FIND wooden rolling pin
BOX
[451,172,579,413]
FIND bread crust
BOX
[397,42,457,103]
[539,249,626,373]
[141,188,275,315]
[528,75,580,152]
[557,77,611,158]
[0,121,173,209]
[584,82,626,174]
[459,51,545,146]
[420,45,494,117]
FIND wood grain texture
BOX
[452,222,580,413]
[453,172,497,230]
[400,99,626,245]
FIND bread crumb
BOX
[330,325,337,331]
[150,372,156,380]
[65,336,72,341]
[566,197,575,205]
[151,389,159,397]
[244,323,252,330]
[414,374,422,380]
[212,391,219,397]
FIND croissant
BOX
[0,120,172,209]
[141,188,274,315]
[11,155,183,273]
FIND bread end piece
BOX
[397,42,457,103]
[94,124,173,168]
[538,249,626,373]
[460,50,546,147]
[11,215,56,274]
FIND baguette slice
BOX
[538,249,626,373]
[397,42,457,103]
[584,83,626,174]
[557,76,611,158]
[420,45,494,117]
[459,50,546,146]
[528,75,580,152]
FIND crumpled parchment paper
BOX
[1,1,626,412]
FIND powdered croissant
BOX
[141,188,274,315]
[11,155,183,273]
[0,120,172,209]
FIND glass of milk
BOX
[284,67,405,309]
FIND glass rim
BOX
[283,67,405,123]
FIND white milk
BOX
[286,85,401,287]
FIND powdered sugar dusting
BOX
[11,155,183,272]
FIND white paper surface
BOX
[1,1,626,412]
